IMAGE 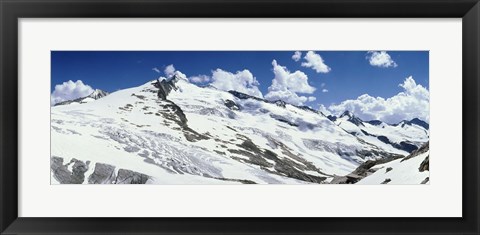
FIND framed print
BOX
[1,0,479,234]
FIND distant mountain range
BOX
[50,75,429,184]
[54,89,109,106]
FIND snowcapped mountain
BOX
[50,76,429,184]
[54,89,109,106]
[329,111,429,156]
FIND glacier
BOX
[51,75,429,184]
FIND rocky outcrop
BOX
[401,142,429,162]
[224,99,240,111]
[421,177,429,184]
[228,138,328,184]
[340,111,365,126]
[381,178,391,184]
[377,135,419,153]
[419,155,429,172]
[367,120,383,126]
[152,75,181,100]
[396,118,429,130]
[51,156,90,184]
[115,169,150,184]
[88,163,116,184]
[51,157,151,184]
[330,155,403,184]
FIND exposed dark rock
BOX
[228,90,264,102]
[131,93,147,100]
[398,141,419,153]
[327,115,337,122]
[295,105,319,114]
[204,175,257,184]
[115,169,150,184]
[152,75,181,100]
[386,167,393,173]
[340,111,365,126]
[401,142,429,162]
[367,120,383,126]
[377,135,390,144]
[270,114,298,127]
[331,154,403,184]
[224,99,240,110]
[377,136,418,153]
[88,163,116,184]
[51,156,89,184]
[361,129,375,136]
[394,118,429,130]
[273,100,286,108]
[355,149,404,160]
[419,155,429,172]
[421,177,430,184]
[156,100,209,142]
[381,178,391,184]
[228,138,327,183]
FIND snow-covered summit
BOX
[88,89,109,100]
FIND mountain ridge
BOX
[50,78,429,184]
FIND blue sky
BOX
[51,51,429,123]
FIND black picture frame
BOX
[1,0,479,234]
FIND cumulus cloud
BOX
[328,76,429,124]
[318,104,332,116]
[265,60,316,106]
[152,67,161,73]
[157,64,188,81]
[292,51,302,62]
[322,89,329,93]
[301,51,331,73]
[367,51,398,68]
[50,80,94,105]
[164,64,177,77]
[211,69,263,98]
[189,75,211,84]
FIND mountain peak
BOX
[88,89,109,99]
[340,110,353,118]
[396,118,429,129]
[339,111,364,126]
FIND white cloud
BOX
[189,75,211,83]
[367,51,398,68]
[301,51,331,73]
[328,76,429,124]
[308,96,316,102]
[211,69,263,98]
[265,60,316,106]
[318,104,332,116]
[164,64,176,77]
[50,80,94,105]
[157,64,188,81]
[292,51,302,62]
[322,89,329,93]
[152,67,161,73]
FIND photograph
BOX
[50,50,430,185]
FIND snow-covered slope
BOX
[330,111,429,156]
[51,77,428,184]
[357,142,430,184]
